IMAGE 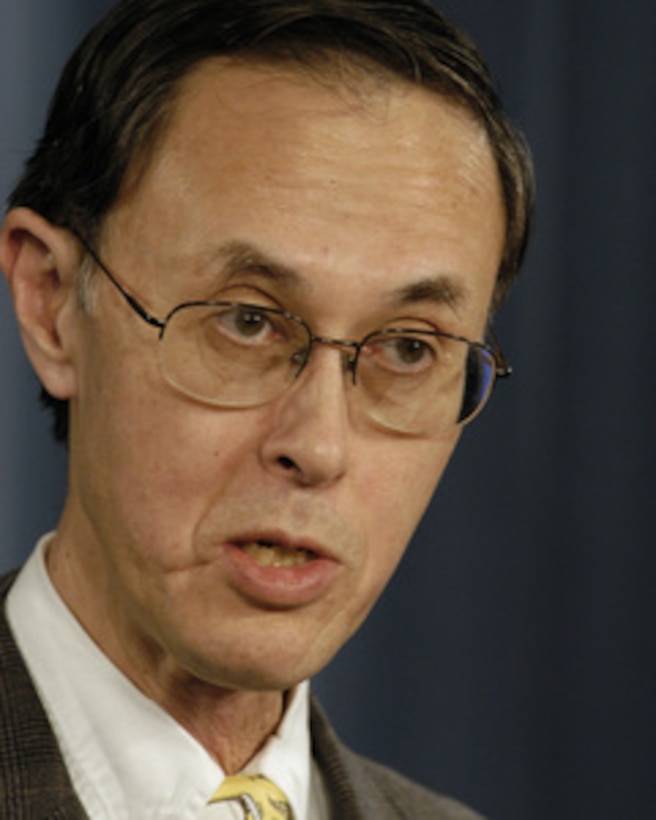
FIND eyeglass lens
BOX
[157,302,496,434]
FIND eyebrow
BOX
[390,276,468,313]
[211,239,304,290]
[209,239,468,312]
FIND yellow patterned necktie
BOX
[209,773,294,819]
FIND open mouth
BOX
[239,539,317,568]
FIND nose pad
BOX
[305,335,360,384]
[344,350,358,383]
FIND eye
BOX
[367,333,437,374]
[390,337,432,365]
[214,304,278,344]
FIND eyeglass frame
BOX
[68,227,512,428]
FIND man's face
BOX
[55,60,505,693]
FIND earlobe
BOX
[0,207,81,400]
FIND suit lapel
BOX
[310,696,403,819]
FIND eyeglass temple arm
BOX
[68,226,165,331]
[487,326,512,378]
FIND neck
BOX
[152,676,287,773]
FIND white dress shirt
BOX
[6,536,329,819]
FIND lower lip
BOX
[220,543,341,608]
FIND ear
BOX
[0,207,82,400]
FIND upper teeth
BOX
[241,541,312,568]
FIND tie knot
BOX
[209,773,294,819]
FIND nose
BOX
[260,346,351,487]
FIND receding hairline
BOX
[115,49,498,228]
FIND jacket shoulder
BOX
[310,697,484,819]
[350,753,485,820]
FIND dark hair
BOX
[7,0,534,442]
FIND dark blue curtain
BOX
[2,2,654,818]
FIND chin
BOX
[174,638,324,694]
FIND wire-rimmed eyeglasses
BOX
[71,229,511,436]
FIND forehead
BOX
[107,59,504,324]
[158,57,499,199]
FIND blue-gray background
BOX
[1,2,654,818]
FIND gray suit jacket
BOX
[0,572,483,819]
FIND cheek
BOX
[355,432,458,586]
[74,355,262,565]
[323,438,455,652]
[111,408,252,509]
[381,433,456,519]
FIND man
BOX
[0,0,533,817]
